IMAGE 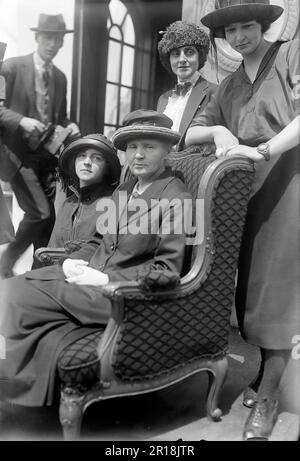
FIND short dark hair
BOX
[212,19,272,40]
[259,20,272,33]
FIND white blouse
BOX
[163,71,200,132]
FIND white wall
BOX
[0,0,75,114]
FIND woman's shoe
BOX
[243,398,278,441]
[243,387,257,408]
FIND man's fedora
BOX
[112,110,181,151]
[201,0,283,36]
[30,14,74,34]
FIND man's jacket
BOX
[0,53,70,167]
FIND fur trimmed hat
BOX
[158,21,210,74]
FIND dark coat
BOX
[29,169,192,282]
[0,169,192,406]
[157,76,217,151]
[47,183,114,249]
[0,53,71,168]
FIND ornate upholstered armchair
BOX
[36,148,254,440]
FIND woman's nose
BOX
[236,30,245,42]
[178,50,187,62]
[83,156,92,164]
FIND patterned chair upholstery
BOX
[37,147,255,439]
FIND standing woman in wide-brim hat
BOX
[157,21,217,151]
[185,0,300,440]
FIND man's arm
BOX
[0,104,23,133]
[1,59,45,135]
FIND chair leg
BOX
[206,357,228,421]
[59,388,85,440]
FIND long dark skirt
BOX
[0,265,111,406]
[236,147,300,350]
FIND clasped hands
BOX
[62,259,109,286]
[214,126,265,162]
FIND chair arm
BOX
[100,272,187,302]
[34,247,67,266]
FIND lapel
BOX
[22,54,36,113]
[157,91,172,113]
[116,170,175,240]
[179,76,209,137]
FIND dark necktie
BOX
[43,66,50,88]
[173,81,193,97]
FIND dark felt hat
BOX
[30,14,74,34]
[111,110,181,151]
[59,134,121,185]
[201,0,283,37]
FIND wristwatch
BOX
[256,143,270,161]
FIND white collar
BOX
[33,51,53,71]
[130,181,152,199]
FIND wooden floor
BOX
[1,328,299,441]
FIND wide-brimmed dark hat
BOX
[201,0,283,38]
[30,14,74,34]
[59,134,121,185]
[111,110,181,152]
[158,21,210,74]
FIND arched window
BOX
[104,0,135,139]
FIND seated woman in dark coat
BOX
[157,20,217,151]
[0,110,192,407]
[47,133,121,252]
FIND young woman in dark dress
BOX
[186,0,299,440]
[47,133,121,251]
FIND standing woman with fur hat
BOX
[46,134,121,252]
[186,0,300,440]
[157,21,217,151]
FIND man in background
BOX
[0,14,80,278]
